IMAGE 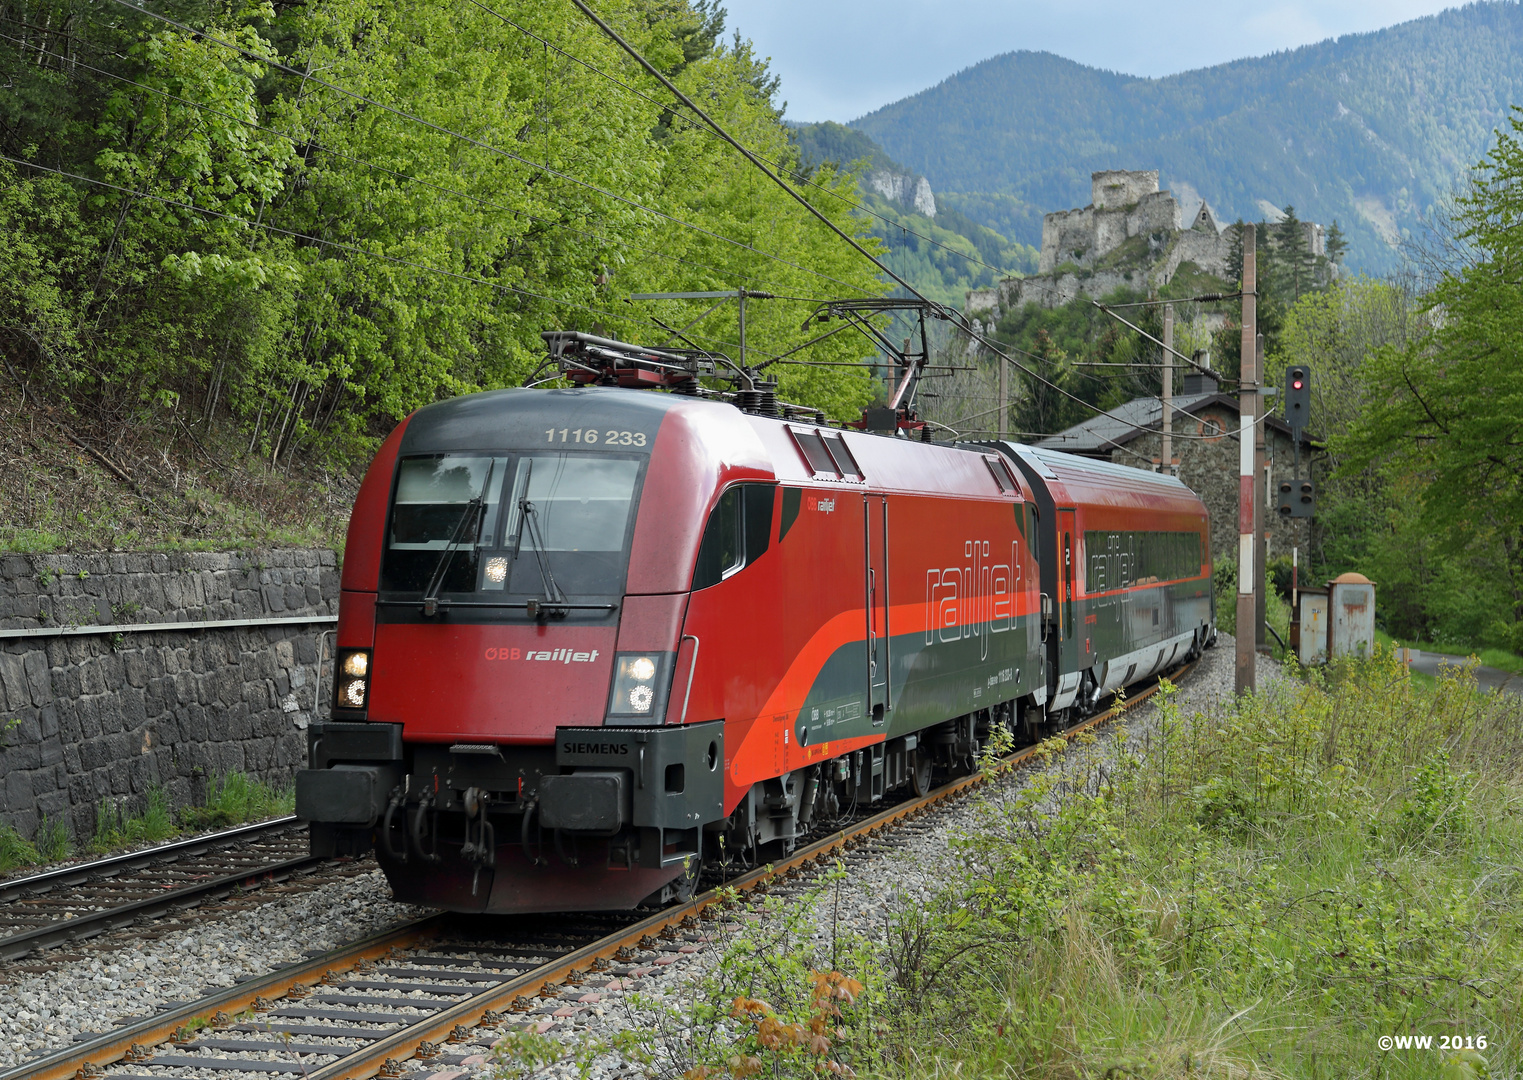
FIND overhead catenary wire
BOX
[90,0,875,298]
[547,19,1219,440]
[50,0,1130,430]
[1090,301,1224,383]
[566,0,927,303]
[962,336,1270,444]
[1098,292,1247,309]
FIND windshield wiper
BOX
[511,461,567,619]
[519,500,568,618]
[421,461,495,617]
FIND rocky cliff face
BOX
[867,170,936,217]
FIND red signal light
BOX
[1292,379,1303,389]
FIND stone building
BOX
[967,169,1326,317]
[1033,370,1318,562]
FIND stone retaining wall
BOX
[0,550,338,843]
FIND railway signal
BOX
[1279,478,1316,518]
[1285,365,1311,431]
[1281,364,1314,522]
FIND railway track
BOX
[0,817,326,963]
[5,663,1192,1080]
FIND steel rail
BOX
[0,853,327,962]
[4,659,1194,1080]
[0,615,337,641]
[0,816,301,903]
[2,917,446,1080]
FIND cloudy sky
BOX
[718,0,1468,122]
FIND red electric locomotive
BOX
[297,333,1213,914]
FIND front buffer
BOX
[296,719,724,912]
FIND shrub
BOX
[871,650,1523,1079]
[0,825,39,872]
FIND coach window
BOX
[693,484,776,590]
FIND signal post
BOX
[1236,225,1257,696]
[1255,333,1268,654]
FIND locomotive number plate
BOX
[544,427,648,446]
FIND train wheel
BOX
[910,751,933,797]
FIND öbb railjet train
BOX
[297,351,1214,913]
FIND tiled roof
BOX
[1034,392,1232,453]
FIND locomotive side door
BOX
[865,493,890,725]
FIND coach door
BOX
[1057,509,1077,643]
[865,493,890,725]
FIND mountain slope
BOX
[788,122,1038,305]
[851,2,1523,273]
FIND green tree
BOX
[1340,108,1523,644]
[0,0,888,466]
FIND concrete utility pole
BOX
[1236,225,1258,696]
[1161,304,1174,476]
[1254,332,1267,654]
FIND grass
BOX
[182,772,295,829]
[520,649,1520,1080]
[0,825,39,873]
[0,815,71,872]
[0,774,295,871]
[35,816,70,861]
[864,647,1523,1080]
[90,787,177,853]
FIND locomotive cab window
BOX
[693,483,775,590]
[381,451,642,598]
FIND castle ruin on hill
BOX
[966,170,1325,317]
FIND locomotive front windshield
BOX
[381,451,642,598]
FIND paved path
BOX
[1400,648,1523,696]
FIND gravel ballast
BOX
[0,870,424,1069]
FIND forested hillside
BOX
[852,2,1523,274]
[0,0,884,513]
[789,122,1037,306]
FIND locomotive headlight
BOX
[607,652,673,722]
[340,678,367,707]
[629,656,656,681]
[484,556,508,585]
[334,648,372,712]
